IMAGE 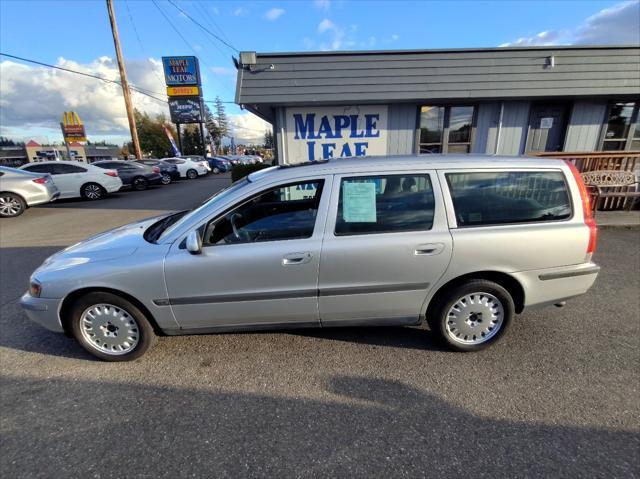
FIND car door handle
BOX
[282,252,312,265]
[414,243,445,256]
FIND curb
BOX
[597,224,640,230]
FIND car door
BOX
[51,163,88,197]
[318,171,453,324]
[163,176,332,330]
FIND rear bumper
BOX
[20,292,64,333]
[104,180,123,193]
[513,262,600,309]
[147,174,163,185]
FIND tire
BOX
[212,167,220,174]
[427,279,514,352]
[68,292,156,362]
[161,173,171,185]
[186,169,198,180]
[132,177,148,191]
[0,193,26,218]
[81,183,105,200]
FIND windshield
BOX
[156,178,250,242]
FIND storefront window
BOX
[419,105,475,154]
[601,101,639,151]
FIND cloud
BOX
[228,113,272,145]
[210,66,236,76]
[232,7,248,16]
[500,0,640,46]
[314,0,330,9]
[317,18,335,33]
[0,56,168,142]
[264,8,285,21]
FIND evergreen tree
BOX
[214,96,229,138]
[203,103,221,151]
[264,130,274,149]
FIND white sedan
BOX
[20,161,122,200]
[160,158,209,179]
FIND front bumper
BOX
[20,292,64,333]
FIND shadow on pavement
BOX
[1,374,637,477]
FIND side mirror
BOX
[186,230,202,255]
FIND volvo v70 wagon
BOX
[21,156,599,361]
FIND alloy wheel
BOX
[79,303,140,355]
[161,174,171,185]
[445,292,504,345]
[83,184,102,200]
[0,195,23,217]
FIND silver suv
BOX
[21,156,600,361]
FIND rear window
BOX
[446,171,571,227]
[335,174,435,235]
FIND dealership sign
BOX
[166,86,200,96]
[285,106,388,163]
[162,56,200,86]
[169,97,202,123]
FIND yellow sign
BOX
[61,111,86,143]
[167,86,200,96]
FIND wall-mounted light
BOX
[547,55,555,68]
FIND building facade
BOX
[234,46,640,164]
[0,140,121,167]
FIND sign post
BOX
[162,56,206,156]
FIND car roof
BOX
[21,160,87,166]
[247,154,569,183]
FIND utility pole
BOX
[106,0,142,159]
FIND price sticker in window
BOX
[343,181,377,223]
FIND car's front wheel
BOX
[186,169,198,179]
[212,167,220,174]
[81,183,105,200]
[160,173,171,185]
[69,292,156,361]
[0,193,26,217]
[428,279,514,352]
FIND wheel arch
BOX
[425,271,525,320]
[59,287,163,337]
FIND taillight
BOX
[565,160,597,256]
[32,177,48,184]
[104,171,118,177]
[152,166,160,173]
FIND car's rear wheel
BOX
[69,292,156,361]
[133,177,148,191]
[81,183,105,200]
[428,279,514,351]
[212,167,220,174]
[186,169,198,179]
[0,193,26,217]
[160,173,171,185]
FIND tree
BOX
[214,96,229,139]
[0,137,24,147]
[264,130,274,149]
[133,109,177,158]
[181,124,204,156]
[203,103,221,152]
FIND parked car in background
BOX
[20,155,600,361]
[0,166,60,217]
[20,161,122,200]
[224,155,241,165]
[136,159,180,185]
[179,155,211,172]
[207,156,231,174]
[241,155,264,164]
[93,160,162,191]
[160,157,208,179]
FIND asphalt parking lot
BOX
[1,173,639,478]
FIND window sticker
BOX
[343,181,377,223]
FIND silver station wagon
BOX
[21,156,600,361]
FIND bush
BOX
[231,163,271,182]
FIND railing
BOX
[532,151,640,210]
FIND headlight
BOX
[30,279,42,298]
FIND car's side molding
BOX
[538,265,600,281]
[154,281,431,306]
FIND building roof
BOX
[25,140,41,147]
[235,45,640,121]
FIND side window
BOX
[203,180,325,246]
[446,171,571,227]
[23,164,52,174]
[53,164,87,174]
[335,174,435,235]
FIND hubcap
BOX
[161,174,171,184]
[0,196,22,216]
[79,303,140,355]
[84,184,101,199]
[445,292,504,345]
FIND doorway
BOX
[525,103,569,153]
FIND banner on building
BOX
[61,111,86,143]
[169,97,203,124]
[162,56,201,86]
[162,124,181,156]
[285,106,388,163]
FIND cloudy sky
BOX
[1,0,638,145]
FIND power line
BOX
[124,0,165,86]
[151,0,201,58]
[166,0,239,53]
[195,0,233,45]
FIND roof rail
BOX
[278,159,330,169]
